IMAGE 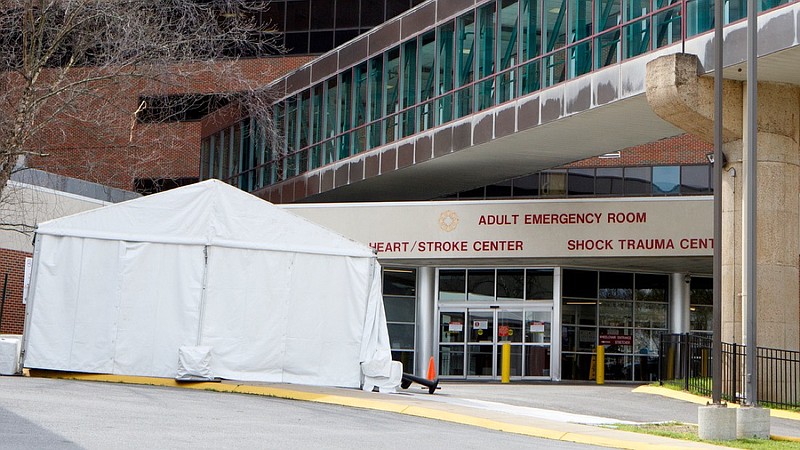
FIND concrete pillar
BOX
[415,266,436,377]
[698,405,736,441]
[646,53,800,353]
[669,273,691,334]
[737,406,770,439]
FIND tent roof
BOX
[36,179,375,258]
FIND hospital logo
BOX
[439,210,459,232]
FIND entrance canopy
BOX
[23,180,392,388]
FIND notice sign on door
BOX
[448,322,463,332]
[472,320,488,330]
[530,321,545,333]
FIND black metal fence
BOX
[659,333,800,410]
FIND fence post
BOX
[683,334,690,391]
[732,342,738,403]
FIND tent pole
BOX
[197,245,210,346]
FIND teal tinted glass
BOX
[368,56,383,149]
[569,41,592,78]
[324,77,337,140]
[596,0,620,31]
[569,0,593,42]
[419,31,436,102]
[544,0,566,51]
[521,0,540,60]
[499,0,520,70]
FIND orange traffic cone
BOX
[426,356,436,381]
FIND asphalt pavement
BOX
[27,371,800,449]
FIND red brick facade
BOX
[0,248,30,335]
[25,56,314,192]
[567,134,713,168]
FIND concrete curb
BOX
[27,370,732,449]
[634,385,800,442]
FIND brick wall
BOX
[0,248,30,335]
[566,134,713,168]
[24,56,314,192]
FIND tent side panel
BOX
[112,242,204,377]
[281,253,368,387]
[201,248,371,387]
[200,247,291,382]
[25,236,121,373]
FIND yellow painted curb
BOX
[633,385,800,422]
[28,371,724,450]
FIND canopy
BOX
[23,180,392,388]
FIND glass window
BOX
[384,296,416,323]
[324,77,337,140]
[456,12,475,118]
[402,39,417,137]
[436,22,454,125]
[476,3,496,111]
[353,63,368,153]
[459,187,485,199]
[624,166,651,195]
[231,123,242,180]
[686,0,713,37]
[286,0,310,31]
[338,70,352,159]
[220,130,230,180]
[298,89,311,150]
[562,269,598,299]
[567,168,594,196]
[569,0,593,42]
[385,47,400,143]
[543,50,566,87]
[440,311,466,343]
[595,167,623,195]
[384,268,416,296]
[562,302,597,326]
[311,84,323,145]
[569,41,592,78]
[497,269,525,300]
[521,59,541,95]
[310,0,334,28]
[525,310,552,343]
[681,165,711,194]
[419,31,436,103]
[486,180,513,198]
[526,269,554,299]
[499,310,525,343]
[596,0,621,31]
[652,165,680,194]
[368,56,383,149]
[599,271,633,300]
[599,300,633,326]
[439,269,467,301]
[544,0,566,52]
[635,273,668,302]
[336,0,360,28]
[467,269,495,301]
[513,173,539,197]
[200,139,210,180]
[595,30,620,68]
[690,276,713,305]
[635,302,667,328]
[625,0,649,20]
[654,6,681,49]
[498,0,519,103]
[540,169,567,197]
[388,323,415,349]
[623,18,649,59]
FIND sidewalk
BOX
[28,370,800,449]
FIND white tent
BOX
[22,180,393,388]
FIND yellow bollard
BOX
[501,342,511,383]
[596,345,605,385]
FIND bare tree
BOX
[0,0,284,216]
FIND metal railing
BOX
[659,333,800,410]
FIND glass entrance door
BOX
[439,306,553,380]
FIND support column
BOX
[646,53,800,352]
[669,273,691,334]
[415,266,436,377]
